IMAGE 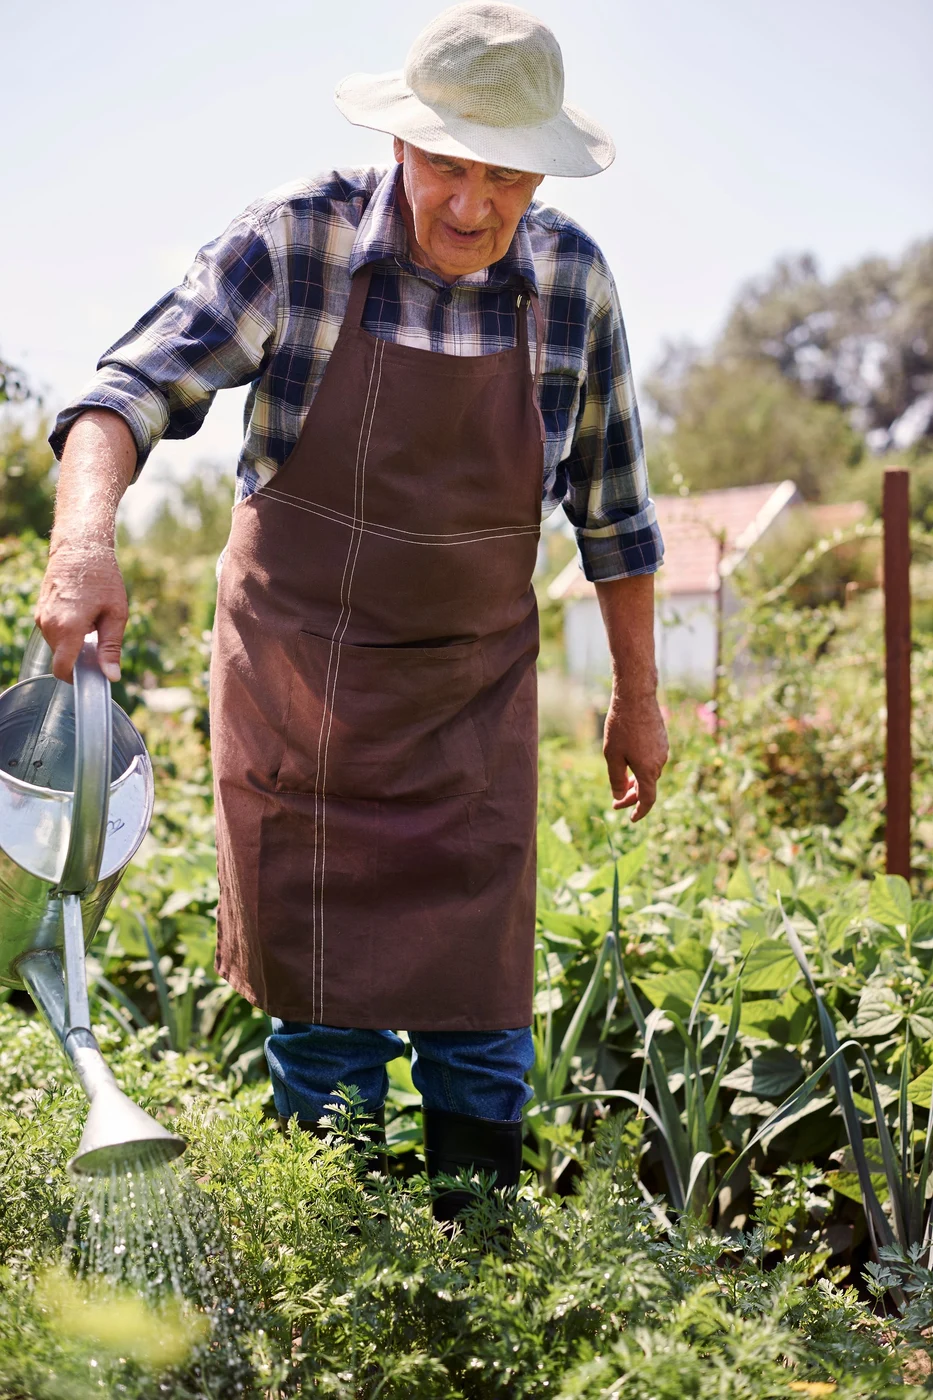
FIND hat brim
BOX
[335,70,614,178]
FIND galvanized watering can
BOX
[0,628,184,1174]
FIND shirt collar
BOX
[349,164,538,296]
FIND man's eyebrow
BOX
[426,153,524,177]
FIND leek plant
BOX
[779,897,933,1301]
[536,867,866,1229]
[615,932,742,1221]
[525,865,675,1193]
[526,865,840,1218]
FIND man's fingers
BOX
[631,775,658,823]
[36,544,128,686]
[96,609,126,683]
[611,774,638,809]
[48,630,85,685]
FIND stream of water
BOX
[65,1149,232,1304]
[62,1148,250,1393]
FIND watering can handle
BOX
[57,637,113,896]
[18,625,53,681]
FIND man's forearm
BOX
[51,409,137,549]
[592,572,667,820]
[36,409,137,682]
[594,573,659,697]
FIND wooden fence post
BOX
[883,467,911,881]
[712,530,726,733]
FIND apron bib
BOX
[210,264,544,1029]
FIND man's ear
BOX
[393,136,405,164]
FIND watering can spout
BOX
[71,1073,186,1176]
[1,630,185,1176]
[19,949,185,1175]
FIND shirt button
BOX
[438,289,452,307]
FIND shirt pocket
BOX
[275,629,488,802]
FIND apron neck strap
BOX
[527,291,543,384]
[520,289,547,444]
[345,263,376,329]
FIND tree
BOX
[717,241,933,447]
[0,419,56,538]
[645,239,933,499]
[647,360,862,500]
[141,461,235,560]
[0,354,31,406]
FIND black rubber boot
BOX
[278,1104,387,1173]
[422,1107,524,1222]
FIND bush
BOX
[0,416,56,537]
[0,1008,913,1398]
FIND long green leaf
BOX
[718,1041,867,1201]
[532,940,555,1099]
[684,1150,714,1217]
[778,896,893,1251]
[900,1028,911,1191]
[705,975,743,1121]
[549,931,613,1099]
[687,956,716,1036]
[602,931,621,1039]
[900,1030,918,1242]
[89,968,150,1029]
[665,1009,713,1158]
[89,993,137,1039]
[849,1043,909,1248]
[917,1077,933,1261]
[138,914,178,1050]
[527,1087,686,1208]
[617,951,691,1198]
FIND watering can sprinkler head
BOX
[19,950,186,1175]
[69,1046,186,1176]
[1,631,186,1176]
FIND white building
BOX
[547,481,804,695]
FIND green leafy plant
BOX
[779,886,933,1306]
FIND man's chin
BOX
[432,238,496,280]
[436,257,493,280]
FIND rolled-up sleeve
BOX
[561,273,664,582]
[50,213,278,475]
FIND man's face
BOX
[394,139,543,282]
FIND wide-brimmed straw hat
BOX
[335,2,614,178]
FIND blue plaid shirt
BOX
[51,165,662,581]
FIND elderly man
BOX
[40,2,666,1213]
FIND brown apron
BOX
[210,263,544,1029]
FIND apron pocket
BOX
[276,630,487,801]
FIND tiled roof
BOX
[807,500,869,533]
[550,481,801,601]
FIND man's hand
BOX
[36,542,128,683]
[35,408,137,683]
[603,690,669,822]
[593,572,668,822]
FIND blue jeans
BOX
[265,1023,535,1124]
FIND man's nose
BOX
[447,180,490,228]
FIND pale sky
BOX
[3,0,931,528]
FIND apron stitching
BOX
[260,486,539,540]
[311,339,379,1022]
[315,337,385,1022]
[260,490,538,546]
